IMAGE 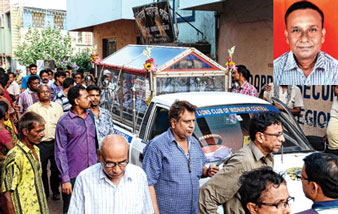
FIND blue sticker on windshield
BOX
[195,105,279,118]
[114,129,133,144]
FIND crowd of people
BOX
[0,63,336,214]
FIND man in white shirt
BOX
[6,72,20,100]
[260,84,304,117]
[68,134,153,214]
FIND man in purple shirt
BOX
[16,75,40,118]
[55,85,97,214]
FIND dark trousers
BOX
[38,140,60,198]
[325,148,338,156]
[62,177,76,214]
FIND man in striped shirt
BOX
[55,77,74,112]
[274,1,338,85]
[68,134,153,214]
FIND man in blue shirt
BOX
[142,100,219,214]
[297,152,338,213]
[21,64,38,89]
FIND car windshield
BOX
[193,104,313,163]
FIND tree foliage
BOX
[14,27,73,67]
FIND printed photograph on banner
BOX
[273,0,338,85]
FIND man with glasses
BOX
[239,166,292,214]
[296,152,338,213]
[74,72,85,88]
[68,134,153,214]
[199,111,285,214]
[27,84,63,201]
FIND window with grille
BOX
[102,38,116,58]
[54,13,64,29]
[32,11,45,28]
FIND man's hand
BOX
[62,182,72,195]
[4,191,15,214]
[263,84,272,92]
[207,165,219,177]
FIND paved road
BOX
[46,164,63,214]
[48,194,63,214]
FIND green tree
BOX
[14,27,73,67]
[72,49,92,71]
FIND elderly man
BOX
[1,112,48,214]
[142,100,219,214]
[274,1,338,85]
[296,152,338,213]
[199,111,284,214]
[27,84,63,201]
[55,85,97,214]
[68,134,153,213]
[239,167,292,214]
[231,65,257,97]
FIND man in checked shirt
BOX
[142,100,219,214]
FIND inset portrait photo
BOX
[273,0,338,85]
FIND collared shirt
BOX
[55,110,97,183]
[231,81,258,97]
[199,142,274,214]
[55,90,72,112]
[27,101,63,141]
[94,107,114,148]
[1,141,48,214]
[17,88,39,113]
[264,85,304,109]
[7,81,20,97]
[68,163,154,214]
[142,128,206,214]
[312,200,338,213]
[49,82,62,101]
[274,51,338,85]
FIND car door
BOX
[130,102,170,167]
[271,97,310,148]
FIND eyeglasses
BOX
[101,155,128,168]
[256,196,294,209]
[296,174,309,181]
[263,132,284,138]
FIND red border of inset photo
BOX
[273,0,338,60]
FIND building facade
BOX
[0,0,93,73]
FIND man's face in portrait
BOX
[285,9,325,62]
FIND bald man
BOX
[68,135,154,214]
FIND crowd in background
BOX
[0,64,336,214]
